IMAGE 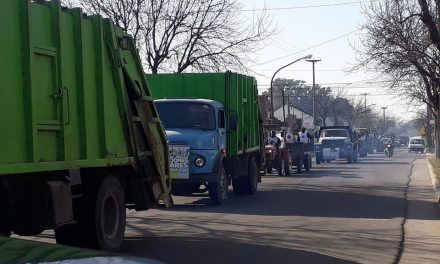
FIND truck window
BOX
[218,110,225,128]
[410,139,424,144]
[156,103,216,130]
[321,129,348,138]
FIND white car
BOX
[408,137,425,153]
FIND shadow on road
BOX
[121,236,357,264]
[164,184,438,221]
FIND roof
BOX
[154,98,224,108]
[274,104,313,116]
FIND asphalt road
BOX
[22,148,440,263]
[119,148,440,264]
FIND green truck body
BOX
[148,73,263,157]
[147,72,264,204]
[0,0,171,251]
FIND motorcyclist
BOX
[298,127,311,143]
[266,131,281,149]
[385,137,394,156]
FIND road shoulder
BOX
[426,155,440,203]
[400,158,440,264]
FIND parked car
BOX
[408,137,425,153]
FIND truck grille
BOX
[321,139,345,147]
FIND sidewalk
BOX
[400,158,440,264]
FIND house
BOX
[274,104,314,130]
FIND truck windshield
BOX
[321,129,348,137]
[410,139,424,144]
[156,103,216,130]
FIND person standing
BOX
[298,127,311,143]
[266,131,281,148]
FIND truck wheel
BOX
[284,161,291,176]
[208,165,228,205]
[304,156,310,172]
[233,158,258,195]
[296,157,303,173]
[266,163,272,174]
[55,176,125,251]
[347,156,352,164]
[316,156,321,164]
[353,154,358,163]
[277,160,284,176]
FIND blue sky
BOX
[242,0,416,121]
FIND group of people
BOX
[265,128,312,149]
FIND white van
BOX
[408,137,425,153]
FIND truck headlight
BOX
[194,157,205,167]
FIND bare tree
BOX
[356,0,440,155]
[65,0,274,73]
[315,89,346,126]
[338,99,367,128]
[65,0,146,44]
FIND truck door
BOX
[33,49,62,162]
[218,109,227,153]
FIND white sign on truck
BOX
[169,144,190,179]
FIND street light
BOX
[361,93,370,111]
[306,57,321,128]
[381,107,387,135]
[270,54,313,124]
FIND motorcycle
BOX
[385,144,393,158]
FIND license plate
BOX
[323,148,340,160]
[169,144,190,180]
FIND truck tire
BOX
[296,157,303,173]
[347,156,352,164]
[353,154,358,163]
[208,165,228,205]
[55,176,125,251]
[316,156,321,164]
[233,158,258,195]
[284,161,291,176]
[277,160,284,176]
[266,162,273,174]
[304,156,311,172]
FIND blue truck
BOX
[148,73,265,205]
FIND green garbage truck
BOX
[147,72,264,205]
[0,0,172,251]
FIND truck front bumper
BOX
[171,173,219,196]
[173,173,219,184]
[315,147,353,160]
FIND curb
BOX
[426,158,440,203]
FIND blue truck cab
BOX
[155,99,229,202]
[315,126,358,164]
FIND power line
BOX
[242,0,380,12]
[252,29,359,66]
[254,69,345,72]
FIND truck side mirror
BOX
[229,112,238,130]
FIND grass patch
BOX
[427,156,440,182]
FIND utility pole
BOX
[361,93,370,111]
[381,107,387,135]
[306,58,321,129]
[282,88,286,126]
